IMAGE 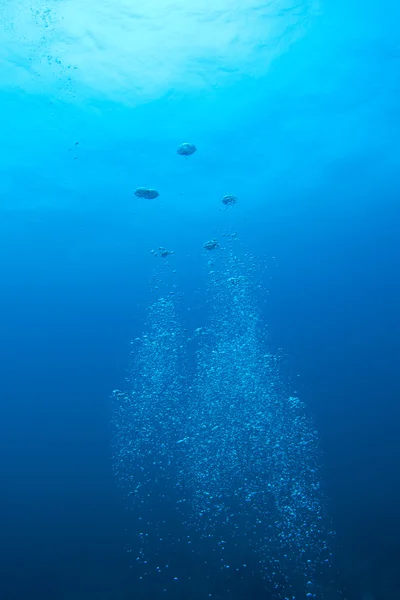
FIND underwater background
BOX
[1,1,400,599]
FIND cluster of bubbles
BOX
[111,298,188,567]
[112,233,337,598]
[183,245,334,598]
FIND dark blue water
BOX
[1,1,399,599]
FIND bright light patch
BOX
[0,0,319,103]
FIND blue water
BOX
[1,1,400,599]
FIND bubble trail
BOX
[111,240,338,598]
[111,297,188,568]
[184,239,335,599]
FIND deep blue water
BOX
[1,1,400,599]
